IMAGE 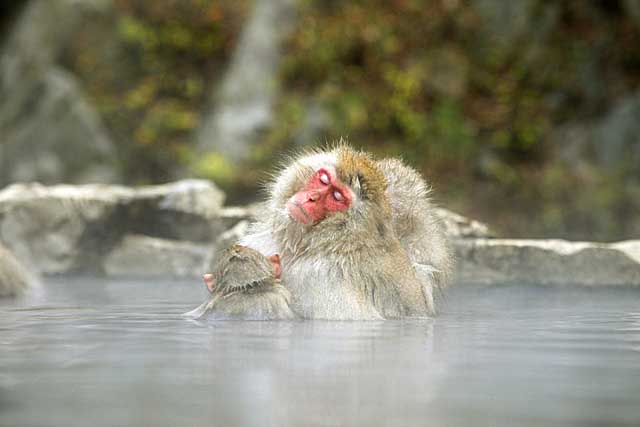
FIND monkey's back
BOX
[377,158,453,289]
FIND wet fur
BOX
[186,284,295,321]
[240,145,452,319]
[185,246,296,320]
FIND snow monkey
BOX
[232,144,452,320]
[185,245,296,320]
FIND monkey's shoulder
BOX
[377,158,431,198]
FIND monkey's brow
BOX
[298,166,315,177]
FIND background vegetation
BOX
[2,0,640,240]
[63,0,249,182]
[267,0,640,240]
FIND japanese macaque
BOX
[0,244,33,297]
[234,144,452,320]
[185,245,296,320]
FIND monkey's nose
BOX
[307,191,320,202]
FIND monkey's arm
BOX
[413,263,437,314]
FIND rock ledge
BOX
[455,238,640,286]
[1,181,638,287]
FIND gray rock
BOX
[0,180,226,275]
[454,238,640,286]
[105,218,253,279]
[435,208,492,238]
[0,0,118,187]
[4,179,638,287]
[195,0,298,161]
[218,204,259,229]
[0,182,126,274]
[0,243,36,297]
[0,68,118,186]
[103,234,211,278]
[128,180,227,243]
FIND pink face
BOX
[286,168,352,225]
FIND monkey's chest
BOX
[282,261,383,320]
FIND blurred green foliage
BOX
[63,0,640,239]
[64,0,248,183]
[258,0,640,240]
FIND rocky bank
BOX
[0,180,638,292]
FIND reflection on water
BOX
[1,278,640,426]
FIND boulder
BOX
[103,235,211,278]
[0,182,127,274]
[435,208,492,238]
[125,180,227,243]
[218,204,259,229]
[0,0,118,187]
[454,238,640,286]
[0,180,227,275]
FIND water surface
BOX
[1,278,639,426]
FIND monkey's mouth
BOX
[286,201,313,225]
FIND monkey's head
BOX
[210,245,281,296]
[270,144,394,252]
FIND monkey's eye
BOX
[333,191,344,201]
[320,173,330,185]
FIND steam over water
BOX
[1,278,640,426]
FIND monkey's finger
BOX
[203,273,216,292]
[269,254,281,279]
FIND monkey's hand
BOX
[202,251,282,293]
[203,273,216,293]
[269,254,281,279]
